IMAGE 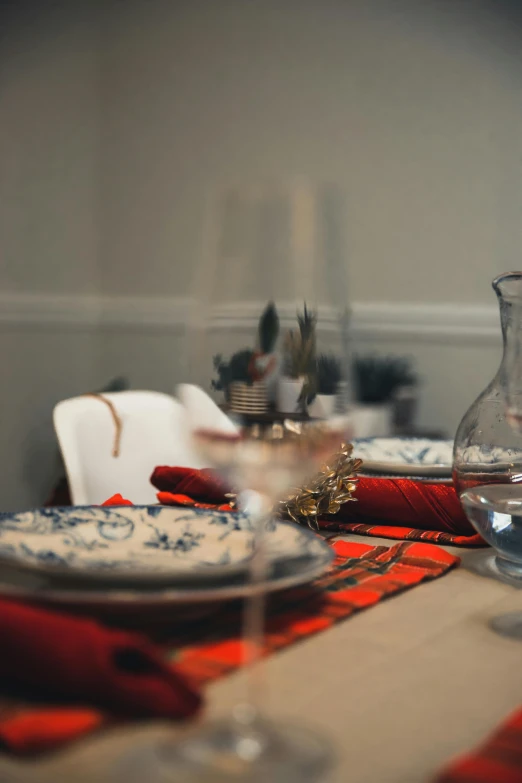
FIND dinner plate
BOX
[0,505,328,585]
[0,535,334,618]
[352,437,454,477]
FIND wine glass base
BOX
[495,556,522,582]
[489,612,522,639]
[156,716,334,782]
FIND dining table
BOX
[0,533,520,783]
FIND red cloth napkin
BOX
[149,467,485,547]
[151,467,230,503]
[435,706,522,782]
[321,476,485,547]
[0,493,201,753]
[102,492,133,506]
[0,537,459,754]
[151,466,235,510]
[0,598,201,753]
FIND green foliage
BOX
[353,355,417,404]
[316,354,342,395]
[258,301,279,354]
[283,304,317,380]
[281,304,318,409]
[212,349,255,391]
[211,302,278,394]
[297,304,317,344]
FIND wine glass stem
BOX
[237,507,270,731]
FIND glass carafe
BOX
[454,272,522,575]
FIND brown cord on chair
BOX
[84,393,122,457]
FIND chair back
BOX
[53,391,205,505]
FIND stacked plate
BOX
[352,437,454,481]
[0,505,333,619]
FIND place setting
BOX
[0,503,334,615]
[352,435,454,480]
[0,233,473,783]
[4,269,522,783]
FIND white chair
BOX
[53,391,206,506]
[177,384,238,435]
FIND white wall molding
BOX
[351,302,501,342]
[0,292,502,343]
[0,293,190,332]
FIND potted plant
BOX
[250,302,280,403]
[212,348,268,414]
[309,354,342,418]
[351,355,417,437]
[277,305,317,413]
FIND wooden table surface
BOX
[2,537,522,783]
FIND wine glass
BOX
[158,182,352,780]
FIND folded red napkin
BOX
[151,466,234,510]
[151,467,230,503]
[435,706,522,782]
[149,467,485,547]
[0,599,201,753]
[321,475,485,547]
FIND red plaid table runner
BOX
[169,540,459,685]
[0,539,458,754]
[435,707,522,783]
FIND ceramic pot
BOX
[253,352,281,404]
[349,403,392,438]
[228,382,268,414]
[277,377,304,414]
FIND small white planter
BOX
[348,403,392,438]
[308,394,336,419]
[277,377,304,414]
[228,382,268,415]
[253,352,281,404]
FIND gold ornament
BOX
[280,443,362,531]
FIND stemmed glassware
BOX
[159,182,351,780]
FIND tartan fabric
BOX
[169,540,460,686]
[318,521,485,548]
[436,707,522,783]
[0,539,458,755]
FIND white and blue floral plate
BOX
[0,505,332,586]
[352,437,454,477]
[0,549,332,616]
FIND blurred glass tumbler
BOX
[156,181,349,781]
